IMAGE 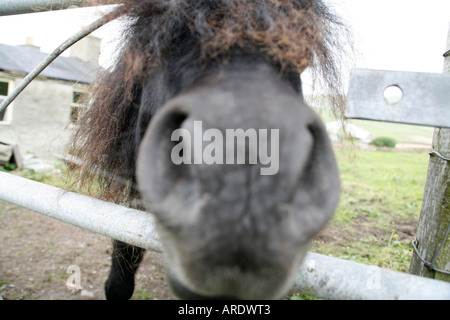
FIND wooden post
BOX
[409,23,450,281]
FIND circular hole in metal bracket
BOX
[383,85,403,105]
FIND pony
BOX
[68,0,352,300]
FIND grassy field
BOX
[288,147,431,300]
[310,148,429,271]
[306,104,433,280]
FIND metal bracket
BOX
[345,69,450,128]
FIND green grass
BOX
[291,147,430,299]
[311,149,430,271]
[2,162,103,198]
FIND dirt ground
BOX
[0,201,176,300]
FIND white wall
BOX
[0,73,85,162]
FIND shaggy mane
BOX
[68,0,352,203]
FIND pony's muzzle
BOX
[136,72,340,299]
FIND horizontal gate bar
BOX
[345,69,450,128]
[295,252,450,300]
[0,171,162,252]
[1,171,450,299]
[0,0,120,16]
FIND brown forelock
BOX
[68,0,352,202]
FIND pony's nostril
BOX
[149,108,189,160]
[164,109,189,133]
[307,123,318,141]
[168,111,189,159]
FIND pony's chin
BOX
[167,272,239,300]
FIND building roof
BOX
[0,42,99,84]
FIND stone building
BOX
[0,36,101,169]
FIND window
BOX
[0,80,12,123]
[71,89,86,124]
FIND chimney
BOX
[19,37,40,51]
[70,35,101,66]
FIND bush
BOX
[0,162,17,172]
[370,137,397,148]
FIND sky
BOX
[0,0,449,87]
[338,0,449,73]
